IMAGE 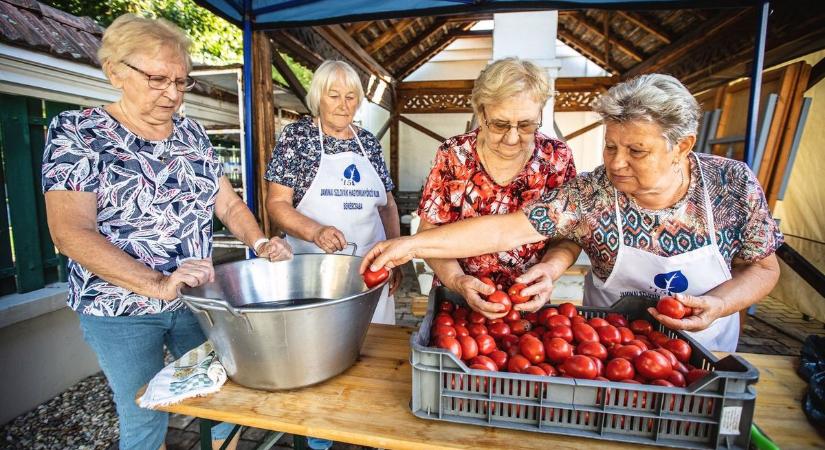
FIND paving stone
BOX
[165,429,199,450]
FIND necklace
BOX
[478,141,532,186]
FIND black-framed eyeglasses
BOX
[121,61,196,92]
[482,109,542,135]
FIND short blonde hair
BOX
[306,60,365,116]
[98,14,192,78]
[471,58,550,117]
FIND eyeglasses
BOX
[121,61,196,92]
[482,111,542,135]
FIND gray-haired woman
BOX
[361,74,783,352]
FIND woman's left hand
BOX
[388,268,403,295]
[647,293,726,332]
[255,237,293,262]
[512,262,556,313]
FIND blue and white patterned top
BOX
[265,116,394,205]
[42,107,223,316]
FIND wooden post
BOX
[252,31,276,236]
[390,91,400,190]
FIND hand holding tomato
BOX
[446,274,505,319]
[360,236,418,274]
[511,262,557,312]
[647,293,726,332]
[363,267,390,288]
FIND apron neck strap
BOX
[317,119,367,158]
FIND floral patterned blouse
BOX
[42,108,223,316]
[524,153,783,281]
[265,116,394,205]
[418,129,577,287]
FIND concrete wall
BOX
[555,111,605,173]
[398,113,472,191]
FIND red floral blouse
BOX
[417,129,577,287]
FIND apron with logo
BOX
[583,154,738,352]
[286,121,395,324]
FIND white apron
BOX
[583,154,738,352]
[286,121,395,324]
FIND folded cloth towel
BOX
[139,341,226,408]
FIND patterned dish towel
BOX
[139,341,226,408]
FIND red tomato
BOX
[486,318,503,325]
[649,331,670,348]
[468,311,486,324]
[596,325,622,346]
[499,334,520,352]
[504,308,521,323]
[577,341,608,361]
[489,350,508,370]
[605,358,635,381]
[537,307,558,326]
[544,337,574,364]
[664,339,692,363]
[685,369,710,385]
[561,355,598,379]
[656,296,686,320]
[667,370,686,387]
[547,315,572,328]
[650,379,675,387]
[507,355,531,373]
[612,344,643,361]
[475,334,497,355]
[508,319,532,336]
[628,339,650,352]
[524,365,547,376]
[618,327,635,343]
[558,302,578,318]
[452,305,469,320]
[435,336,462,359]
[523,312,538,325]
[432,324,456,338]
[469,355,498,372]
[487,290,513,313]
[572,323,599,344]
[469,363,491,371]
[439,300,453,313]
[454,325,470,338]
[468,323,488,337]
[488,322,512,340]
[590,356,605,377]
[479,276,496,289]
[519,336,545,364]
[588,317,609,329]
[630,319,653,336]
[672,361,689,374]
[684,306,694,317]
[653,348,679,367]
[606,313,628,328]
[458,335,479,360]
[363,267,389,288]
[453,318,468,328]
[529,326,546,338]
[634,350,673,380]
[508,283,530,304]
[547,325,574,343]
[434,313,454,328]
[538,363,557,376]
[571,316,586,325]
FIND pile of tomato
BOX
[430,298,709,387]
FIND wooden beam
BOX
[395,30,460,80]
[269,30,323,69]
[364,18,417,55]
[271,48,308,110]
[776,243,825,299]
[444,13,493,22]
[624,9,749,78]
[570,11,644,62]
[376,117,391,140]
[555,76,616,91]
[564,120,602,141]
[399,115,446,143]
[808,57,825,91]
[452,29,492,38]
[397,80,475,91]
[616,11,672,44]
[314,24,393,81]
[346,21,373,36]
[252,31,276,235]
[385,18,448,67]
[557,28,620,74]
[390,91,399,188]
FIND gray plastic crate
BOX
[410,287,759,449]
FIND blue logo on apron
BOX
[653,270,689,293]
[343,164,361,183]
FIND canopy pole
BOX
[744,1,770,168]
[242,0,256,212]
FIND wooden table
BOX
[147,325,824,449]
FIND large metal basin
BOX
[180,254,387,390]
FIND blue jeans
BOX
[78,308,234,450]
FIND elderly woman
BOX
[266,60,400,325]
[363,74,782,352]
[42,15,290,449]
[417,57,580,319]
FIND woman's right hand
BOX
[313,225,347,253]
[360,237,417,273]
[447,274,506,320]
[156,258,215,301]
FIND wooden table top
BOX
[147,325,824,450]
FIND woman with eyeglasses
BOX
[41,14,290,450]
[416,57,580,319]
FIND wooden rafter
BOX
[399,115,446,142]
[570,11,644,62]
[564,121,602,141]
[555,77,616,91]
[557,28,620,74]
[346,21,373,36]
[314,24,393,81]
[384,18,449,67]
[452,29,492,38]
[616,11,672,44]
[364,18,417,54]
[271,48,308,110]
[395,21,476,79]
[269,30,323,69]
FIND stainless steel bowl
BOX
[179,254,388,390]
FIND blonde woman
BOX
[266,60,401,325]
[416,57,580,319]
[42,14,290,449]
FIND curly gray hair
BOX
[592,74,700,148]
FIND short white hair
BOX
[306,60,365,116]
[592,74,700,147]
[98,14,192,78]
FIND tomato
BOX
[452,305,469,320]
[479,276,496,289]
[499,334,520,352]
[475,334,497,355]
[630,319,653,335]
[606,313,628,328]
[538,363,557,376]
[488,322,512,340]
[432,324,456,338]
[453,318,468,328]
[571,315,586,325]
[650,379,675,387]
[458,335,479,360]
[435,336,462,359]
[685,369,710,385]
[572,323,599,344]
[684,306,694,317]
[672,361,689,374]
[469,363,491,371]
[522,365,545,376]
[537,307,558,326]
[561,355,598,379]
[577,341,608,361]
[468,323,488,337]
[547,315,572,328]
[523,312,538,325]
[664,339,692,363]
[558,302,578,318]
[508,283,530,304]
[434,313,454,328]
[649,331,670,348]
[656,296,686,320]
[605,358,635,381]
[508,319,532,336]
[596,325,622,346]
[618,327,635,343]
[544,337,573,364]
[519,336,545,364]
[507,354,531,373]
[528,326,546,339]
[612,344,643,361]
[363,267,389,288]
[504,308,521,323]
[589,317,609,329]
[438,300,453,313]
[486,318,503,325]
[487,290,512,313]
[454,325,470,338]
[627,339,650,352]
[468,311,486,324]
[653,348,679,367]
[634,350,673,380]
[469,355,498,372]
[489,350,508,370]
[547,325,574,343]
[667,370,686,387]
[590,356,605,377]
